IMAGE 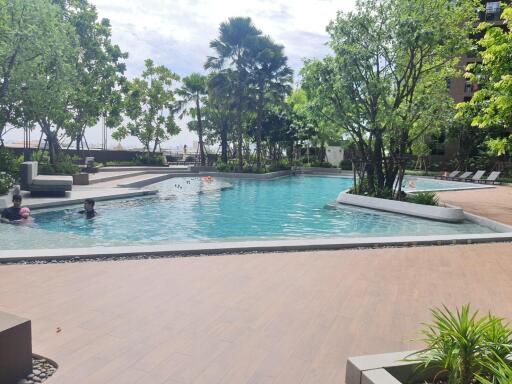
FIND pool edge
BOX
[1,232,511,263]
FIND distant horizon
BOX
[4,0,357,149]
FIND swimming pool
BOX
[0,176,496,250]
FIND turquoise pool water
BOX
[0,176,495,250]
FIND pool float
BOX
[20,207,31,219]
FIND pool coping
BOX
[1,229,511,263]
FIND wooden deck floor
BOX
[1,243,512,384]
[438,185,512,225]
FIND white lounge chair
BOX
[479,171,501,184]
[20,161,73,196]
[437,170,460,180]
[466,170,486,182]
[455,171,473,181]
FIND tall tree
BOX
[0,0,69,145]
[461,4,512,161]
[112,59,180,156]
[177,73,208,165]
[206,71,236,164]
[249,36,293,168]
[205,17,262,170]
[63,1,128,153]
[301,0,475,197]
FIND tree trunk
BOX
[236,110,243,171]
[374,131,385,193]
[220,121,228,164]
[195,96,206,166]
[40,122,59,166]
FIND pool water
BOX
[0,176,495,250]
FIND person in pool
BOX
[1,194,23,223]
[79,198,97,219]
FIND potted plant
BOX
[346,305,512,384]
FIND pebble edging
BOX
[17,356,58,384]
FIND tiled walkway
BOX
[1,243,511,384]
[438,185,512,225]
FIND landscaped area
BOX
[1,0,512,383]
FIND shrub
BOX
[408,305,512,384]
[134,153,166,166]
[0,172,15,195]
[0,147,23,180]
[339,159,352,170]
[37,153,80,175]
[407,191,439,206]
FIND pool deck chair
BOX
[455,171,473,181]
[20,161,73,196]
[437,170,460,180]
[480,171,501,184]
[466,170,486,182]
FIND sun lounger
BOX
[454,171,472,181]
[20,161,73,196]
[479,171,501,184]
[466,170,486,182]
[436,170,459,180]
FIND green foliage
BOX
[477,354,512,384]
[0,0,70,139]
[133,153,166,166]
[177,73,208,165]
[458,4,512,163]
[0,147,22,180]
[37,154,79,175]
[301,0,476,198]
[409,305,512,384]
[406,191,439,206]
[486,137,512,157]
[214,159,290,174]
[112,59,180,153]
[0,172,15,195]
[339,160,353,170]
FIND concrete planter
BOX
[0,187,15,210]
[72,173,90,185]
[346,351,439,384]
[337,192,465,223]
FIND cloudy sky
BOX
[6,0,357,149]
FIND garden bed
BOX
[336,192,465,223]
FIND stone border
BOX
[24,189,158,210]
[346,350,416,384]
[0,232,511,263]
[337,192,465,223]
[346,350,442,384]
[118,170,293,188]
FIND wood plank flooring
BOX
[1,243,511,383]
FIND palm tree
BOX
[205,17,261,170]
[250,36,293,169]
[177,73,208,165]
[207,71,236,164]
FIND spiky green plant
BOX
[477,353,512,384]
[407,305,512,384]
[406,191,439,206]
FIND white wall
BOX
[326,146,344,167]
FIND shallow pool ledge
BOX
[1,233,512,263]
[336,192,465,223]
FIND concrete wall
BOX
[325,146,344,167]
